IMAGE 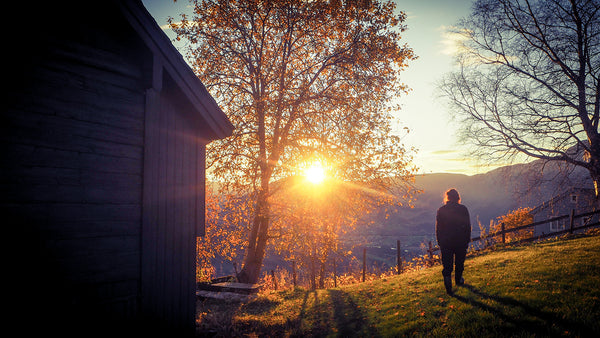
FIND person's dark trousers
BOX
[440,245,467,284]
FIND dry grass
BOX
[196,233,600,337]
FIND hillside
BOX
[358,158,594,257]
[208,158,595,276]
[197,234,600,337]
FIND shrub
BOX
[493,207,534,243]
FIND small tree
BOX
[493,207,534,243]
[475,216,494,249]
[267,174,377,289]
[196,188,248,282]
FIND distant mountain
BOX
[356,158,594,257]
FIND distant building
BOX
[530,187,598,236]
[4,0,233,335]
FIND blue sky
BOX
[394,0,478,175]
[142,0,485,175]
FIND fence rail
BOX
[217,209,600,291]
[428,208,600,258]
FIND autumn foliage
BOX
[196,188,248,281]
[493,207,534,243]
[172,0,418,283]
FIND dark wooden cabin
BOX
[3,0,233,335]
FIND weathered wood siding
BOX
[141,72,207,330]
[4,21,148,319]
[3,2,213,333]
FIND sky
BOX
[142,0,486,176]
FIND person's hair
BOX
[444,188,460,203]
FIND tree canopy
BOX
[171,0,417,283]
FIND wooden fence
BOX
[256,208,600,290]
[426,208,600,262]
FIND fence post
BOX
[569,209,575,234]
[319,262,325,289]
[397,240,402,275]
[292,260,297,287]
[501,223,506,244]
[428,241,434,265]
[333,258,337,288]
[271,270,278,290]
[362,247,366,283]
[311,255,316,290]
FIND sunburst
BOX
[304,161,326,184]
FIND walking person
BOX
[436,188,471,295]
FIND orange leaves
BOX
[492,207,535,243]
[196,189,250,281]
[177,0,418,191]
[177,0,418,281]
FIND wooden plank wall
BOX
[3,20,149,328]
[142,72,206,332]
[4,4,210,333]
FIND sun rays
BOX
[304,161,326,184]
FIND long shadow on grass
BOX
[327,289,380,337]
[210,291,308,337]
[452,283,595,336]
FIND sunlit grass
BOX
[197,234,600,337]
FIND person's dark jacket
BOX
[436,201,471,249]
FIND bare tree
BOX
[439,0,600,196]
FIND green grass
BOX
[196,234,600,337]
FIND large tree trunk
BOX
[237,186,270,284]
[237,99,272,284]
[236,215,269,284]
[588,158,600,202]
[587,139,600,202]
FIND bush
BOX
[493,207,534,243]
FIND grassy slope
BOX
[197,234,600,337]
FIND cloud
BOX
[438,25,471,57]
[447,157,472,163]
[430,149,460,156]
[405,11,417,20]
[438,25,520,65]
[160,20,200,32]
[443,168,472,174]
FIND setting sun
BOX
[304,162,326,184]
